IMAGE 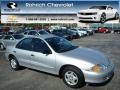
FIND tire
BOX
[62,66,85,88]
[114,12,119,20]
[100,13,106,23]
[0,43,5,50]
[9,56,20,70]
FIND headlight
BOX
[86,64,107,73]
[91,64,101,73]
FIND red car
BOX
[98,27,111,33]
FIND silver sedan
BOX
[5,35,114,88]
[0,34,24,50]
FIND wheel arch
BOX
[101,12,106,16]
[8,54,16,60]
[59,64,84,78]
[0,42,5,48]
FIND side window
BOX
[108,7,113,10]
[28,31,38,35]
[32,38,51,53]
[4,36,13,40]
[24,32,28,35]
[16,38,33,51]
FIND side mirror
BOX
[43,49,52,55]
[10,38,14,40]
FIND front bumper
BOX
[82,62,114,83]
[77,14,100,22]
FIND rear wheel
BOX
[9,56,20,70]
[0,43,5,50]
[62,66,85,88]
[114,12,119,20]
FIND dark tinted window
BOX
[108,7,113,10]
[52,30,59,33]
[16,38,33,51]
[28,31,38,35]
[52,32,64,37]
[24,32,28,35]
[8,32,14,35]
[39,30,48,35]
[89,6,107,10]
[4,36,13,40]
[67,30,76,35]
[13,35,24,40]
[32,38,50,53]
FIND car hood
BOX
[61,47,110,65]
[79,9,100,13]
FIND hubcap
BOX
[0,44,4,50]
[101,14,106,23]
[10,59,17,69]
[65,71,78,85]
[116,13,119,19]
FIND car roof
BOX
[27,30,47,32]
[27,30,37,32]
[91,5,110,7]
[25,34,57,40]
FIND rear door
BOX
[14,38,34,67]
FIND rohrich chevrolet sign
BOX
[1,0,119,24]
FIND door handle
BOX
[13,51,16,53]
[31,54,35,56]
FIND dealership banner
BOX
[1,0,119,23]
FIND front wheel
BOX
[100,13,106,23]
[62,66,85,88]
[9,56,20,70]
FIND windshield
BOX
[39,30,48,35]
[70,29,77,31]
[46,37,78,53]
[89,6,107,10]
[13,35,24,40]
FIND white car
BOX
[77,5,119,23]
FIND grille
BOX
[79,17,92,19]
[79,12,97,15]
